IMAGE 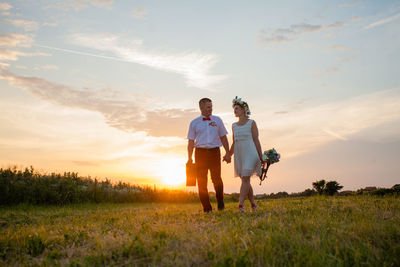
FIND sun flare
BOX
[155,158,186,186]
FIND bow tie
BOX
[202,117,211,121]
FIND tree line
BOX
[255,179,399,200]
[0,166,198,205]
[1,167,398,205]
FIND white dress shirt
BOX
[187,115,228,148]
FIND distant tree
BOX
[324,181,343,195]
[312,180,326,195]
[276,191,289,198]
[301,188,317,197]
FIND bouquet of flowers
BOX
[259,148,280,185]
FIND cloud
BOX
[309,66,340,76]
[84,0,113,7]
[329,44,352,51]
[72,160,99,166]
[0,50,28,61]
[43,22,58,27]
[0,2,12,10]
[0,33,33,47]
[34,65,59,70]
[259,22,346,45]
[364,12,400,29]
[0,69,199,137]
[45,0,113,11]
[351,16,362,21]
[132,7,146,18]
[322,129,348,141]
[336,55,356,62]
[339,0,362,8]
[68,33,226,90]
[0,62,9,68]
[5,19,39,31]
[258,89,400,158]
[0,50,50,61]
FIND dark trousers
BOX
[195,147,224,212]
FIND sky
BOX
[1,0,399,194]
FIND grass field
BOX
[0,195,399,266]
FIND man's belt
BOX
[196,147,219,151]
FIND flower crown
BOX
[232,96,251,116]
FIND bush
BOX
[0,166,198,205]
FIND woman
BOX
[227,97,263,212]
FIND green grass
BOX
[0,196,399,266]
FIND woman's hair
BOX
[233,102,249,110]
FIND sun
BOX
[155,158,186,186]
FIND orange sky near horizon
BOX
[1,1,400,194]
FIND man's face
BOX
[200,101,212,117]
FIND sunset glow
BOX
[156,158,186,186]
[0,1,399,194]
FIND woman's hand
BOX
[223,154,231,163]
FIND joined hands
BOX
[222,154,231,163]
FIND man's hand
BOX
[222,154,231,163]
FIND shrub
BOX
[0,166,198,205]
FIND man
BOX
[187,98,231,212]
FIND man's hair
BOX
[199,98,212,109]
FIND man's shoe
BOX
[238,204,245,212]
[251,203,258,211]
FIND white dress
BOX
[233,119,262,178]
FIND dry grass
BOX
[0,195,399,266]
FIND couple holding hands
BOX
[187,97,264,213]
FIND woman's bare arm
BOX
[229,126,235,156]
[251,121,263,160]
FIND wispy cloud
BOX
[322,129,348,141]
[329,44,353,51]
[5,19,39,31]
[351,16,362,21]
[0,2,12,11]
[34,65,59,70]
[44,0,114,11]
[67,33,226,90]
[336,55,356,62]
[43,22,58,27]
[0,33,33,47]
[34,44,130,62]
[258,89,400,158]
[364,12,400,29]
[258,22,346,45]
[339,0,362,8]
[0,50,28,61]
[132,7,146,18]
[309,65,340,76]
[0,69,199,137]
[0,50,50,61]
[0,62,9,68]
[0,96,187,183]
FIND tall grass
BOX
[0,166,198,205]
[0,196,399,266]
